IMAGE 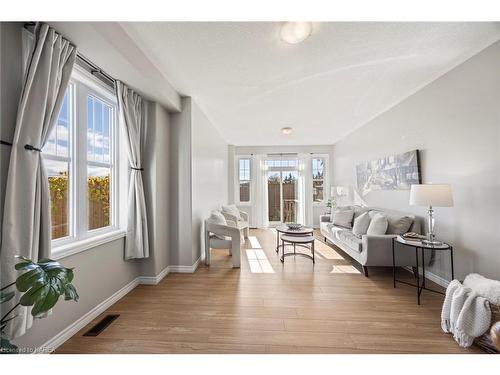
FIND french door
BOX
[266,158,299,225]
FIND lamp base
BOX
[422,239,443,246]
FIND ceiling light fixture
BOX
[281,127,293,135]
[280,22,313,44]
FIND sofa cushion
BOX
[367,213,388,235]
[337,230,363,252]
[222,204,242,220]
[207,210,228,239]
[386,213,414,234]
[326,223,345,238]
[353,205,371,219]
[331,208,354,228]
[352,212,371,237]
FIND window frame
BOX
[43,83,76,249]
[311,155,329,206]
[49,66,124,259]
[235,156,252,205]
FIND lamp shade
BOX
[409,184,454,207]
[331,186,346,197]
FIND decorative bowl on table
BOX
[287,223,302,230]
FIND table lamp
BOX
[409,184,453,245]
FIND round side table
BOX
[392,236,453,305]
[275,225,314,253]
[280,234,315,264]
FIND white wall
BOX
[332,40,500,281]
[231,144,334,227]
[169,97,228,266]
[141,102,171,276]
[169,97,193,267]
[192,101,229,263]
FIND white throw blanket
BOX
[441,279,491,347]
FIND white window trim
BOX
[312,154,329,206]
[51,229,126,261]
[50,66,124,259]
[235,156,252,206]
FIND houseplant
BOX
[0,256,79,354]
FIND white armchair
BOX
[204,219,241,268]
[221,208,249,239]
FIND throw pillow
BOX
[352,212,372,237]
[386,214,414,234]
[222,204,242,220]
[207,210,228,239]
[330,205,351,222]
[332,208,355,228]
[366,213,388,235]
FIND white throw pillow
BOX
[352,212,372,237]
[332,208,354,228]
[366,213,388,235]
[222,204,242,220]
[207,210,228,239]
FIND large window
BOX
[238,158,251,203]
[312,157,325,203]
[43,69,119,248]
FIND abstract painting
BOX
[356,150,421,196]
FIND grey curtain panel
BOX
[0,23,76,338]
[115,81,149,260]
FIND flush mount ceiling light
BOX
[280,22,313,44]
[281,127,293,135]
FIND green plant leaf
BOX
[0,291,15,304]
[14,257,79,318]
[16,268,46,292]
[31,286,60,318]
[0,338,18,354]
[63,284,79,302]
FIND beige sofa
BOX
[320,205,422,277]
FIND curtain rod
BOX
[23,22,117,87]
[267,153,299,156]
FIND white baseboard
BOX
[403,266,450,288]
[36,258,202,353]
[137,266,169,285]
[425,270,450,288]
[168,256,201,273]
[37,277,140,353]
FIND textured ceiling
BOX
[121,22,500,146]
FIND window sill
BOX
[51,229,126,260]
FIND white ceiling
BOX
[121,22,500,146]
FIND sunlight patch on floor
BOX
[315,243,345,260]
[330,265,361,274]
[246,236,275,273]
[249,236,261,249]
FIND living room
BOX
[1,0,500,372]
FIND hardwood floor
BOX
[56,229,481,354]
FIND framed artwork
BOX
[356,150,421,196]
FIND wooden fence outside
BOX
[49,175,110,239]
[268,180,296,222]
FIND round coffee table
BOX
[275,225,314,253]
[280,234,315,264]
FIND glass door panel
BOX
[267,171,281,222]
[282,171,298,223]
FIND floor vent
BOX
[83,314,120,337]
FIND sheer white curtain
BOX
[1,23,76,338]
[251,155,269,228]
[115,81,149,259]
[297,153,313,227]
